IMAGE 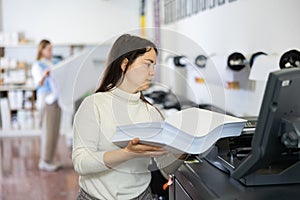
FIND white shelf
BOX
[0,129,41,138]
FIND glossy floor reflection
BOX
[0,136,79,200]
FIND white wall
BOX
[2,0,141,44]
[157,0,300,116]
[163,0,300,55]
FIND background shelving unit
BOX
[0,43,85,137]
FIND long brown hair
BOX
[95,34,163,119]
[36,39,51,60]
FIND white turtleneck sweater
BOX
[72,87,183,200]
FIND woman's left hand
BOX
[124,138,169,158]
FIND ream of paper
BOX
[112,108,246,154]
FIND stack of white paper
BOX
[112,108,246,154]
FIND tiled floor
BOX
[0,136,79,200]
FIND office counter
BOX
[169,158,300,200]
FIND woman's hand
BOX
[39,69,50,86]
[104,138,168,168]
[43,69,50,78]
[124,138,168,158]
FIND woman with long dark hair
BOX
[72,34,185,200]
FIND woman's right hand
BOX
[124,138,168,158]
[43,69,50,78]
[38,69,51,86]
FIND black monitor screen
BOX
[232,67,300,185]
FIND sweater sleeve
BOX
[72,95,109,176]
